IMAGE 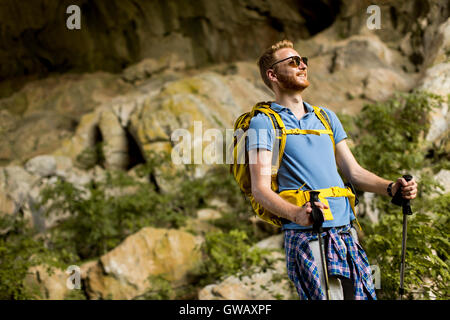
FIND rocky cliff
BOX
[0,0,449,300]
[1,0,448,165]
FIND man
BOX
[248,40,418,300]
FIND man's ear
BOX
[266,69,277,83]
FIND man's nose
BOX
[298,61,307,69]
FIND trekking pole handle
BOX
[391,174,413,215]
[309,191,324,233]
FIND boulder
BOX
[0,166,39,217]
[53,156,74,178]
[420,62,450,97]
[83,227,203,300]
[23,265,71,300]
[196,208,222,221]
[253,234,284,251]
[25,155,57,177]
[198,251,295,300]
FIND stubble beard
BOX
[277,71,310,92]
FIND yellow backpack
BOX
[230,101,359,228]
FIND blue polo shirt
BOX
[246,101,355,230]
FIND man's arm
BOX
[335,139,417,199]
[249,149,328,227]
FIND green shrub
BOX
[0,214,69,299]
[39,151,260,262]
[40,165,189,260]
[134,274,176,300]
[348,91,443,178]
[343,90,449,299]
[195,229,270,286]
[75,142,105,170]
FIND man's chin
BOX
[299,80,310,90]
[292,80,310,92]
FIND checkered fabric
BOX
[284,224,377,300]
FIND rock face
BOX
[83,227,203,300]
[198,233,295,300]
[198,250,295,300]
[23,265,71,300]
[25,155,57,177]
[0,0,341,98]
[1,2,448,166]
[49,69,270,180]
[0,72,132,165]
[0,166,39,217]
[434,169,450,195]
[129,71,270,157]
[298,33,416,114]
[1,0,448,97]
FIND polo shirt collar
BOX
[270,101,314,113]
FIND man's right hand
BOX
[250,148,330,227]
[293,201,329,227]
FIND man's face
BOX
[272,48,309,92]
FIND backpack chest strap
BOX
[284,128,333,136]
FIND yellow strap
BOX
[284,128,333,136]
[312,106,335,154]
[254,106,287,193]
[279,186,361,229]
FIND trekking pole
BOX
[309,191,331,300]
[391,174,413,300]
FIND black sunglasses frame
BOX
[270,56,308,69]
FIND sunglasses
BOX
[270,56,308,69]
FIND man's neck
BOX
[275,93,306,119]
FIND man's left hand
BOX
[391,177,418,200]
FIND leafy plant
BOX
[75,141,105,170]
[344,90,449,299]
[194,229,270,286]
[40,166,188,260]
[348,91,443,179]
[0,214,68,299]
[39,150,264,262]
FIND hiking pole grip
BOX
[309,191,324,233]
[391,175,413,215]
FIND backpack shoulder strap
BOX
[312,106,335,154]
[251,103,288,192]
[253,103,285,130]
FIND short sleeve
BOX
[322,108,347,144]
[246,113,275,152]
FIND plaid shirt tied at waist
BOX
[284,224,377,300]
